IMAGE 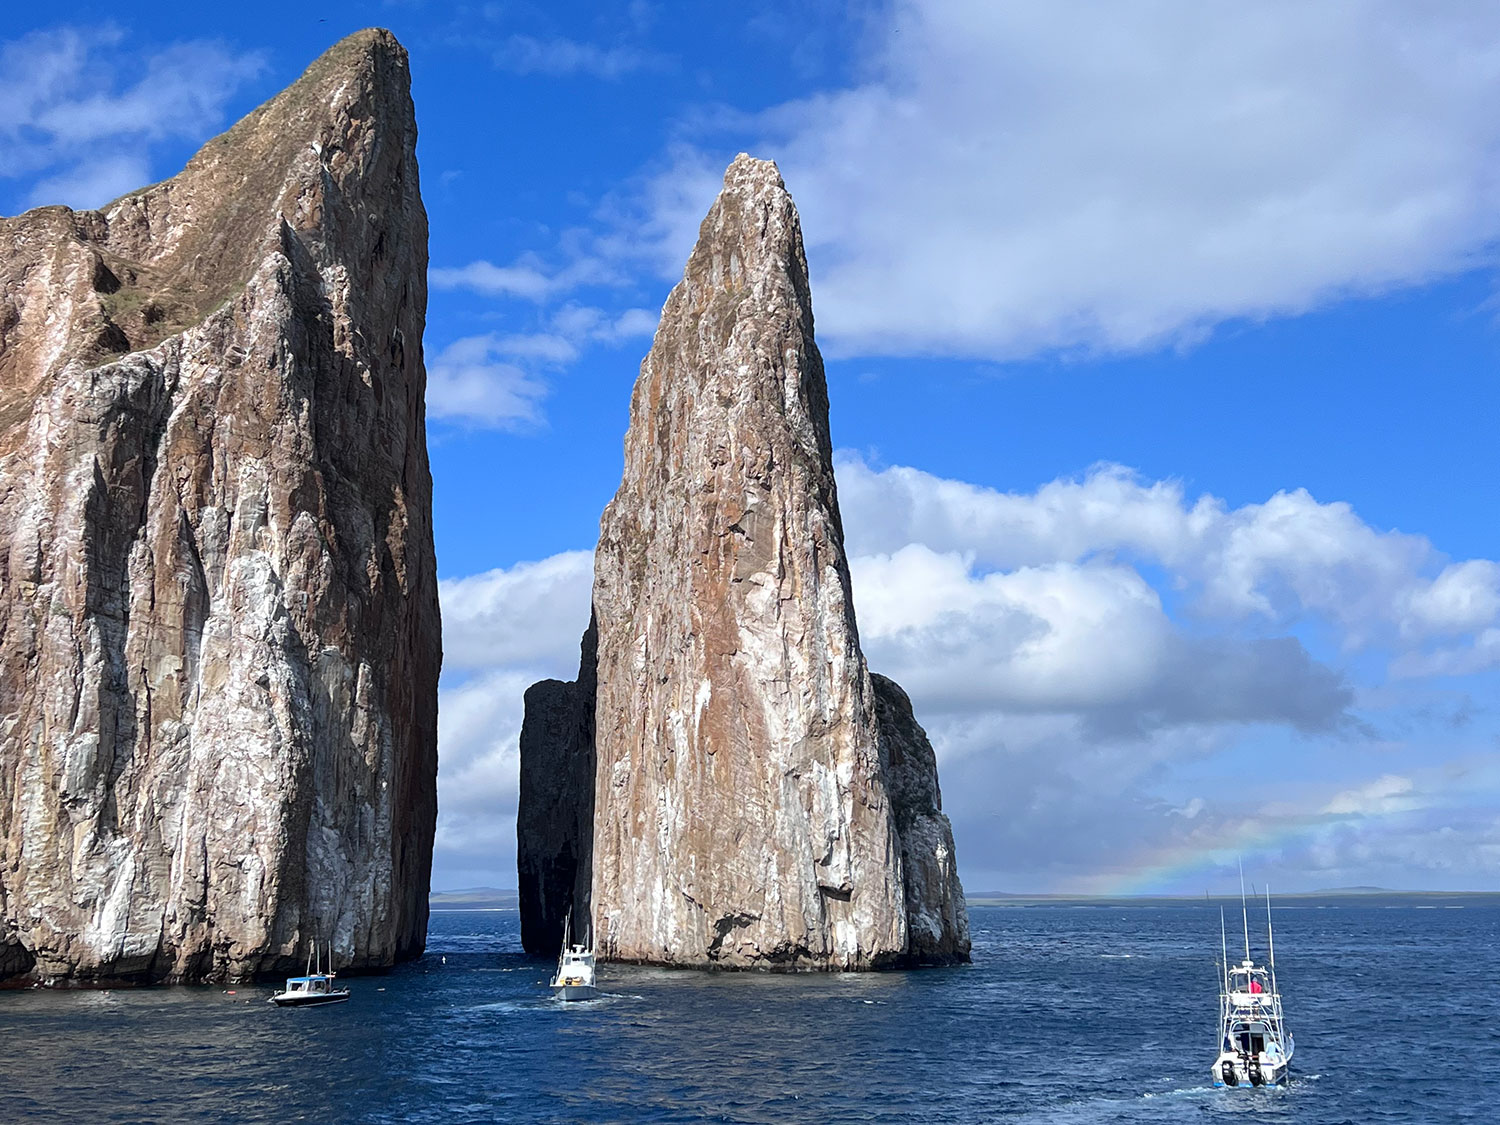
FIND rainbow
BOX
[1067,813,1339,897]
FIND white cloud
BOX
[630,0,1500,359]
[429,254,618,301]
[425,335,550,428]
[432,669,533,888]
[439,551,594,672]
[851,545,1350,733]
[1322,773,1417,816]
[430,457,1500,890]
[547,303,659,344]
[0,26,265,210]
[1401,560,1500,637]
[1392,627,1500,680]
[837,456,1500,653]
[834,455,1500,888]
[430,554,596,887]
[424,303,659,429]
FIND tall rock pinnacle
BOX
[518,155,968,968]
[0,29,440,983]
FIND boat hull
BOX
[270,991,351,1007]
[1212,1053,1291,1088]
[551,984,598,1002]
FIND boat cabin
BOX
[1226,1021,1270,1056]
[282,974,337,995]
[556,949,592,985]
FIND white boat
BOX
[270,943,350,1008]
[549,913,598,1002]
[1212,879,1293,1088]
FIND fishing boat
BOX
[550,912,598,1002]
[1211,878,1293,1088]
[269,943,350,1007]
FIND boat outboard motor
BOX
[1247,1056,1265,1087]
[1221,1059,1239,1087]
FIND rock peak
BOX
[517,156,968,969]
[0,31,439,984]
[723,152,785,187]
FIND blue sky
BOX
[6,1,1500,894]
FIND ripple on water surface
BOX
[0,904,1495,1123]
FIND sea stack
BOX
[518,155,968,968]
[0,29,440,983]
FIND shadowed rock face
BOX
[871,674,970,965]
[0,28,440,983]
[518,155,967,969]
[517,620,596,956]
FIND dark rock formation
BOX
[871,674,970,964]
[518,154,967,969]
[0,28,440,983]
[517,620,596,955]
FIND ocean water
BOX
[1,902,1494,1123]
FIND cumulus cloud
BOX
[1322,773,1417,816]
[0,26,265,210]
[439,551,594,672]
[837,456,1500,652]
[429,455,1500,889]
[628,0,1500,359]
[852,546,1349,732]
[431,554,597,888]
[425,335,550,428]
[433,669,532,888]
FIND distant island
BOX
[429,889,519,911]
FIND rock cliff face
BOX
[518,155,967,968]
[0,29,440,983]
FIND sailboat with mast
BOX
[1211,872,1294,1088]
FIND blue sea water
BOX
[1,903,1495,1123]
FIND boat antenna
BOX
[306,941,313,977]
[1219,906,1230,996]
[1265,884,1278,995]
[1238,857,1251,962]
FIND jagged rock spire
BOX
[518,154,967,968]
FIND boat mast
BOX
[1237,858,1251,962]
[1219,906,1229,995]
[1265,884,1278,995]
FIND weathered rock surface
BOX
[0,29,440,983]
[518,155,967,968]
